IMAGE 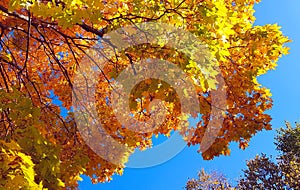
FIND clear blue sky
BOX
[79,1,300,189]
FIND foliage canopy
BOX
[0,0,289,188]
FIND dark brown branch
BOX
[18,10,31,75]
[0,62,9,91]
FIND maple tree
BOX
[0,0,289,189]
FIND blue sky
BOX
[79,1,300,189]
